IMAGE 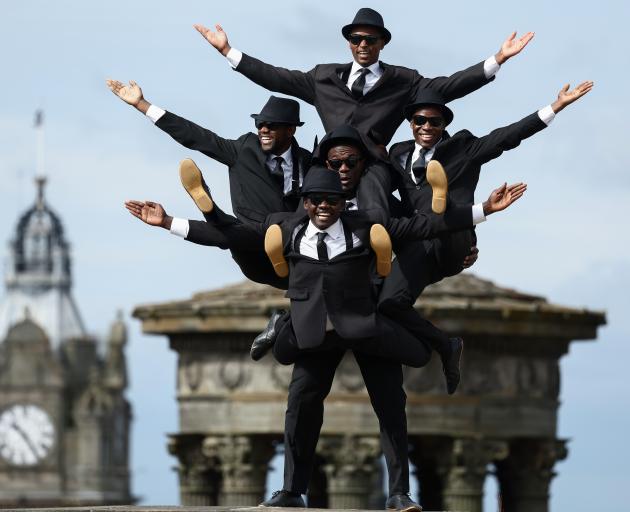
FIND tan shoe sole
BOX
[369,224,392,277]
[179,158,213,213]
[265,224,288,278]
[426,160,448,214]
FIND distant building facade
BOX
[135,275,605,512]
[0,178,133,507]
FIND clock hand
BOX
[9,422,40,459]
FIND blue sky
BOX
[1,1,629,509]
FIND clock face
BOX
[0,404,55,466]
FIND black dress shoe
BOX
[251,310,286,361]
[260,490,305,507]
[441,337,464,395]
[385,493,422,512]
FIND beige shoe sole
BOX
[179,158,213,213]
[426,160,448,214]
[369,224,392,277]
[265,224,288,278]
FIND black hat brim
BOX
[404,102,454,126]
[250,114,304,127]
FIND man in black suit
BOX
[379,81,593,315]
[108,80,311,285]
[124,167,525,510]
[194,8,533,147]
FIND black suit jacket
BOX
[235,55,494,146]
[389,112,547,215]
[155,111,312,223]
[265,207,473,349]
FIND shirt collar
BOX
[305,218,344,241]
[350,60,382,78]
[267,145,293,167]
[414,138,442,157]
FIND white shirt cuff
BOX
[472,203,486,225]
[170,217,190,238]
[226,48,243,68]
[537,105,556,126]
[483,55,500,79]
[146,104,166,124]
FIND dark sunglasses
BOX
[412,115,445,128]
[307,194,344,206]
[327,156,363,170]
[256,121,290,130]
[348,34,380,46]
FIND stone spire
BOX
[103,310,128,391]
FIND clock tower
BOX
[0,176,133,506]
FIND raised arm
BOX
[415,31,534,103]
[107,78,240,166]
[193,23,316,104]
[467,81,594,164]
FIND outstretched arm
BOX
[494,31,535,65]
[193,22,316,104]
[551,81,594,113]
[106,80,152,114]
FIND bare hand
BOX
[462,246,479,269]
[107,79,143,106]
[496,31,534,64]
[483,182,527,215]
[125,200,171,229]
[194,23,231,56]
[551,81,594,113]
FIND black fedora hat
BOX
[316,124,368,161]
[251,96,304,126]
[404,90,454,126]
[342,8,391,44]
[301,165,344,196]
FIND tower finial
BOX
[35,175,47,210]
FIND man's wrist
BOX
[551,99,565,114]
[136,98,151,114]
[482,200,492,216]
[495,50,507,65]
[221,43,232,57]
[161,215,173,230]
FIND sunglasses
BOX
[412,115,445,128]
[256,121,290,130]
[327,156,363,170]
[348,34,380,46]
[307,194,344,206]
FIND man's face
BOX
[347,25,385,67]
[326,144,365,194]
[304,194,346,230]
[257,122,296,154]
[410,106,446,149]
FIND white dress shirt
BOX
[346,61,383,95]
[266,147,303,194]
[293,219,362,260]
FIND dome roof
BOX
[4,315,49,345]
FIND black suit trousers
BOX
[283,343,409,496]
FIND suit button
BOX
[414,209,419,214]
[415,185,421,190]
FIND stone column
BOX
[441,438,509,512]
[495,439,567,512]
[204,434,275,506]
[318,434,381,509]
[168,435,220,506]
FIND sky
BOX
[1,0,629,509]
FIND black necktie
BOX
[271,156,285,190]
[345,200,355,211]
[316,232,329,261]
[411,148,428,181]
[351,68,370,99]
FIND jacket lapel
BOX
[328,63,355,98]
[363,61,393,98]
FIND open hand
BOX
[552,81,594,113]
[462,246,479,269]
[194,23,231,56]
[496,31,534,64]
[106,79,143,106]
[483,182,527,215]
[125,200,171,228]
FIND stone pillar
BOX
[318,434,381,509]
[441,438,509,512]
[204,435,275,506]
[409,436,450,510]
[168,435,220,506]
[495,439,567,512]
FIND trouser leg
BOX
[283,347,345,493]
[353,351,409,496]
